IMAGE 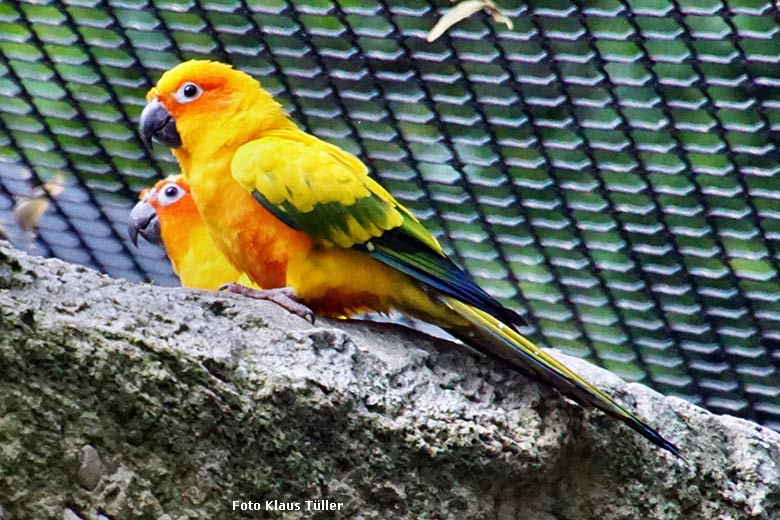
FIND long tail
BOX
[440,297,680,458]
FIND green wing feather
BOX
[231,132,524,326]
[233,134,412,248]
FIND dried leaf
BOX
[427,0,512,43]
[14,173,67,233]
[14,197,50,233]
[35,173,67,198]
[490,6,513,30]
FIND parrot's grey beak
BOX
[139,98,181,149]
[128,199,161,247]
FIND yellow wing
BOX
[231,129,526,328]
[231,129,440,251]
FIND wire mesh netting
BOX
[1,0,779,428]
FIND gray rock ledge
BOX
[1,241,778,519]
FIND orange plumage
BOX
[130,176,252,290]
[139,60,680,456]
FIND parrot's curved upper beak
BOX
[139,98,182,150]
[128,199,162,247]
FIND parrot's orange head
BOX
[140,60,286,154]
[128,176,198,247]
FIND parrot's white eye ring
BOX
[157,183,185,206]
[174,82,202,104]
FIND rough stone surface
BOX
[0,241,778,520]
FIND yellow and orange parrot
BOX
[139,60,680,457]
[129,175,254,290]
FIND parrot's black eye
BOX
[183,84,198,98]
[174,82,203,104]
[157,183,185,206]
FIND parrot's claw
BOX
[219,284,315,323]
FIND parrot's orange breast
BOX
[189,165,312,290]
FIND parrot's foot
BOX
[219,284,315,323]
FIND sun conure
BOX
[139,60,680,457]
[129,175,255,290]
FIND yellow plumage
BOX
[139,60,680,456]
